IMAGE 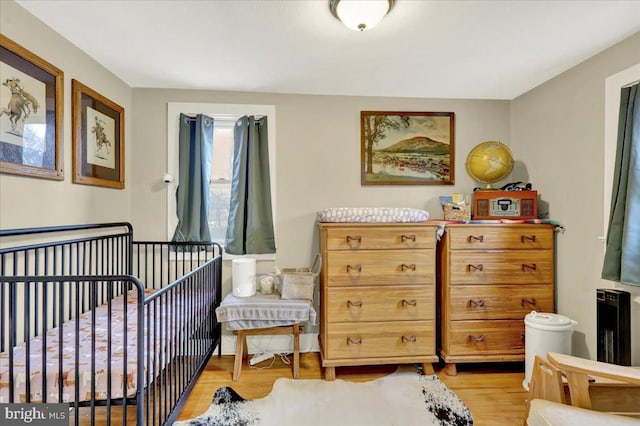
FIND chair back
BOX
[526,355,566,418]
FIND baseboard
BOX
[220,332,320,356]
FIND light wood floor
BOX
[177,353,529,425]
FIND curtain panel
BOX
[602,83,640,286]
[225,116,275,255]
[172,113,214,243]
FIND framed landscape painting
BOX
[0,35,64,180]
[361,111,455,185]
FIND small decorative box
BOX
[443,204,471,221]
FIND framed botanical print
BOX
[72,79,125,189]
[0,35,64,180]
[361,111,455,185]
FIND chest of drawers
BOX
[318,223,439,380]
[438,224,556,375]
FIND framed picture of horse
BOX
[72,79,125,189]
[0,35,64,180]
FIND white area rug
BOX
[176,370,473,426]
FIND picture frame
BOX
[361,111,455,185]
[72,79,125,189]
[0,35,64,180]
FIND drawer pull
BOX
[468,299,485,308]
[521,297,537,307]
[521,235,537,243]
[401,234,417,243]
[468,264,484,272]
[402,335,417,343]
[402,299,417,308]
[347,337,362,345]
[467,334,485,342]
[468,235,484,243]
[346,235,362,244]
[347,264,362,273]
[347,299,363,308]
[522,263,537,271]
[401,263,417,272]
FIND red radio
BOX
[472,190,538,220]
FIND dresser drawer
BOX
[325,227,435,251]
[448,250,553,285]
[326,250,434,286]
[447,320,525,356]
[325,321,434,359]
[447,226,554,250]
[326,285,433,323]
[448,285,554,320]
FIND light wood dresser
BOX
[438,223,556,375]
[318,222,439,381]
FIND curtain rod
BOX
[622,79,640,88]
[182,114,265,122]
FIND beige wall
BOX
[0,1,132,229]
[131,89,509,294]
[511,32,640,363]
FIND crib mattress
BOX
[0,288,206,404]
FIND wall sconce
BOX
[329,0,395,32]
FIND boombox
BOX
[473,190,538,220]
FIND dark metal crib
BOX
[0,222,222,426]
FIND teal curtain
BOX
[602,83,640,286]
[172,113,214,242]
[225,116,275,254]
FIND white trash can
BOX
[523,311,577,391]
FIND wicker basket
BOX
[444,204,471,221]
[276,254,322,298]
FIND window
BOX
[167,103,276,258]
[208,119,233,244]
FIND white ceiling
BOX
[17,0,640,100]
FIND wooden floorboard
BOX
[177,353,529,425]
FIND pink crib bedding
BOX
[0,288,204,404]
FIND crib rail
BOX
[0,223,133,350]
[135,241,221,426]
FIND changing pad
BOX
[317,207,429,223]
[215,293,317,331]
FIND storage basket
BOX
[444,204,471,221]
[278,254,321,301]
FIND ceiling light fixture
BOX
[329,0,395,32]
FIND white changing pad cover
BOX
[317,207,429,223]
[216,293,317,330]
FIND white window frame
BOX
[166,102,277,260]
[603,64,640,240]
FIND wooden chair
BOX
[527,355,567,411]
[548,352,640,417]
[527,352,640,423]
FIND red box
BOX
[473,190,538,220]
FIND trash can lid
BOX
[525,311,576,329]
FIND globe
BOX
[465,141,514,189]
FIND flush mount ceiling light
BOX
[329,0,395,32]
